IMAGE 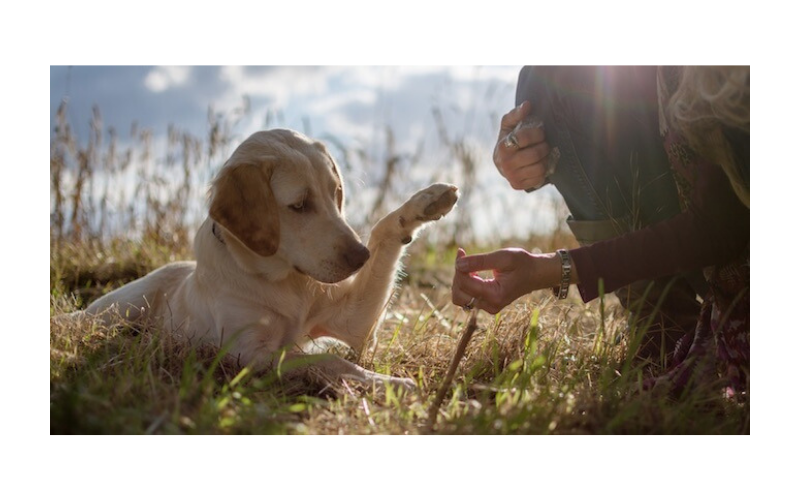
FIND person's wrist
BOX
[527,251,561,295]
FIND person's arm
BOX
[452,157,748,311]
[570,155,749,301]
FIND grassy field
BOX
[49,101,748,435]
[49,234,749,435]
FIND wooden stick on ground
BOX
[426,310,479,432]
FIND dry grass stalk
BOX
[426,310,479,432]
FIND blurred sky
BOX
[49,65,567,241]
[50,66,520,148]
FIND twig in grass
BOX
[426,310,478,432]
[361,398,376,428]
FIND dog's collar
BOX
[212,222,225,245]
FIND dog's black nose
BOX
[345,244,370,270]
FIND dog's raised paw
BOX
[396,183,458,244]
[410,183,459,221]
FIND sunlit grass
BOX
[50,239,749,435]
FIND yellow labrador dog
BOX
[73,129,458,390]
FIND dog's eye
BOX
[290,197,314,212]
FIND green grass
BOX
[50,237,749,435]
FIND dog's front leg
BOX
[282,351,418,391]
[324,183,458,352]
[231,339,418,392]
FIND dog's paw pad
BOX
[422,186,458,218]
[410,183,459,222]
[393,184,458,243]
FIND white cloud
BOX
[306,88,377,114]
[144,66,191,93]
[316,111,375,145]
[218,66,337,109]
[213,66,518,111]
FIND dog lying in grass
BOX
[65,129,458,390]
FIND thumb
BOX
[455,248,475,273]
[500,100,532,131]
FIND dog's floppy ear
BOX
[209,162,279,257]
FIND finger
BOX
[494,136,549,181]
[451,272,485,307]
[455,251,513,274]
[513,176,546,192]
[502,142,551,172]
[507,165,548,191]
[498,101,531,134]
[507,125,546,150]
[456,253,485,273]
[452,272,493,302]
[451,284,476,308]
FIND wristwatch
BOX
[553,249,571,299]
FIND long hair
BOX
[667,66,750,207]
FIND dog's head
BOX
[209,129,369,283]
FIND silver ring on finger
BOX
[503,132,519,150]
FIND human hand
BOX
[451,247,542,314]
[492,101,556,191]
